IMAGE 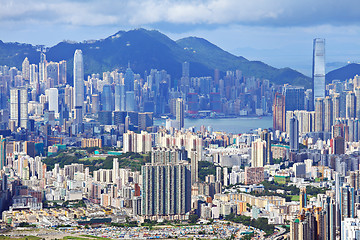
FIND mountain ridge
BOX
[0,28,311,87]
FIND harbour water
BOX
[154,116,273,134]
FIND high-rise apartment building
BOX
[324,96,333,132]
[289,115,299,152]
[312,38,326,106]
[251,139,266,167]
[142,151,191,220]
[346,91,356,119]
[176,98,184,129]
[10,88,28,129]
[315,98,324,132]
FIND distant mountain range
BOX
[0,28,314,87]
[326,63,360,84]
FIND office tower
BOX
[91,94,99,114]
[346,91,356,119]
[138,112,153,131]
[315,98,324,132]
[273,92,286,132]
[59,60,67,85]
[0,136,5,170]
[312,38,326,105]
[283,86,305,111]
[260,129,272,164]
[73,49,84,112]
[113,111,127,125]
[114,84,121,111]
[64,85,74,111]
[251,139,266,167]
[10,88,28,129]
[101,84,113,111]
[141,159,191,219]
[22,57,30,81]
[125,91,135,111]
[46,88,59,114]
[39,52,47,83]
[289,115,299,152]
[333,136,345,154]
[324,96,333,132]
[124,64,134,91]
[46,61,59,87]
[176,98,184,129]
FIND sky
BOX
[1,0,360,76]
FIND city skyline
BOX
[1,1,360,75]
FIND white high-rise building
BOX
[73,49,84,110]
[22,57,30,81]
[251,139,266,167]
[10,88,28,129]
[46,88,59,114]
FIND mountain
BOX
[326,63,360,84]
[0,28,311,87]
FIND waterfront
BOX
[154,116,273,134]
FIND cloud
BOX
[0,0,360,27]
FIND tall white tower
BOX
[73,49,84,122]
[73,49,84,109]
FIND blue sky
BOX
[1,0,360,75]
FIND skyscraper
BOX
[39,52,47,83]
[273,92,286,132]
[46,88,59,114]
[22,57,30,81]
[0,136,5,170]
[312,38,325,105]
[10,88,28,129]
[346,91,356,119]
[260,129,272,164]
[324,96,333,132]
[176,98,184,129]
[283,86,305,111]
[289,115,299,152]
[142,156,191,220]
[251,139,266,167]
[124,64,134,91]
[73,49,84,110]
[315,98,324,132]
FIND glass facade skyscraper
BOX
[312,38,326,105]
[73,49,84,109]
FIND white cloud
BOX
[0,0,359,27]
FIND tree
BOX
[188,214,199,224]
